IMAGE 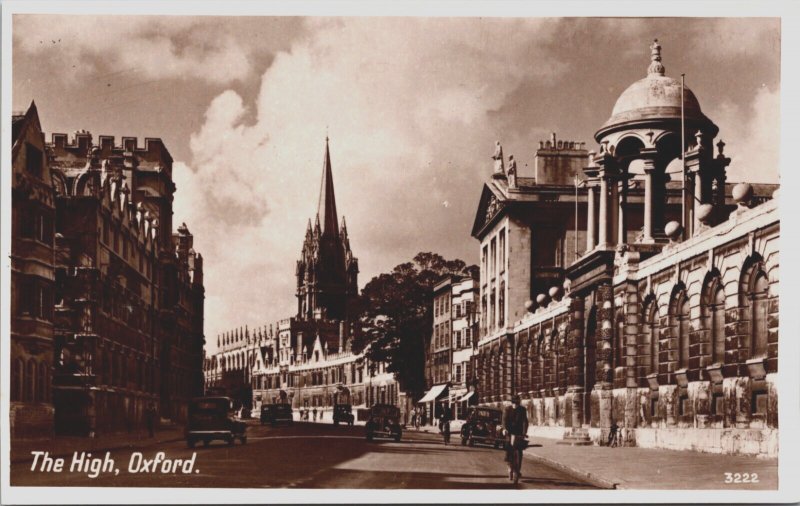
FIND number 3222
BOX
[724,472,759,483]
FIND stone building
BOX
[10,102,56,438]
[420,276,478,421]
[10,101,206,436]
[470,40,779,456]
[204,139,400,415]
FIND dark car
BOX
[262,403,293,426]
[333,404,355,426]
[185,396,247,448]
[365,404,402,442]
[460,406,504,448]
[260,404,273,425]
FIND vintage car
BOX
[262,403,294,426]
[365,404,402,442]
[185,396,247,448]
[333,404,355,426]
[260,404,272,425]
[460,406,504,448]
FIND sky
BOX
[12,15,780,354]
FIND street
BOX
[11,422,597,489]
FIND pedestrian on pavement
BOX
[503,394,529,483]
[410,408,417,429]
[145,401,157,438]
[442,416,451,445]
[312,407,318,422]
[608,421,619,447]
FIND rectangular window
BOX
[456,365,462,383]
[499,229,506,274]
[26,143,43,177]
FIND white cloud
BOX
[14,15,253,84]
[707,86,780,183]
[172,17,571,351]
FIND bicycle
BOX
[507,434,528,484]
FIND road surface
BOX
[11,421,597,489]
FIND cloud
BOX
[173,17,573,351]
[707,85,780,183]
[13,15,257,84]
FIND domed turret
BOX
[595,39,718,142]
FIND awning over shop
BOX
[459,391,474,402]
[418,383,449,403]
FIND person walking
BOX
[503,395,529,484]
[145,401,157,438]
[410,408,417,429]
[312,407,318,422]
[608,420,619,447]
[442,415,451,445]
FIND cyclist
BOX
[503,394,529,483]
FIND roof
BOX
[316,137,339,239]
[597,40,716,139]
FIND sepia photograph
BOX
[2,1,798,503]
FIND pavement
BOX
[9,421,595,489]
[412,423,778,490]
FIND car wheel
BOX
[366,432,373,441]
[394,433,401,442]
[187,439,195,448]
[227,436,234,446]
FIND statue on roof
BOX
[492,141,505,178]
[507,155,517,189]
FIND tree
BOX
[354,252,478,398]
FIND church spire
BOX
[316,136,339,239]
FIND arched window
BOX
[615,311,625,371]
[12,358,24,401]
[37,362,48,402]
[647,303,659,376]
[750,272,769,358]
[671,288,690,370]
[711,283,726,364]
[26,359,36,402]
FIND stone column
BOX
[598,177,608,247]
[617,177,627,246]
[642,162,655,243]
[568,296,586,428]
[609,178,619,247]
[693,170,704,234]
[586,185,596,251]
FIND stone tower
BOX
[296,138,359,321]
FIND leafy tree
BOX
[354,252,478,398]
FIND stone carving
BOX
[485,195,500,223]
[491,141,505,178]
[507,155,517,189]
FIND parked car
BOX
[185,396,247,448]
[333,404,355,426]
[262,403,294,426]
[365,404,402,442]
[260,404,273,425]
[460,406,504,448]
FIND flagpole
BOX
[574,175,579,261]
[681,73,686,238]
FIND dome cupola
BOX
[595,39,717,142]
